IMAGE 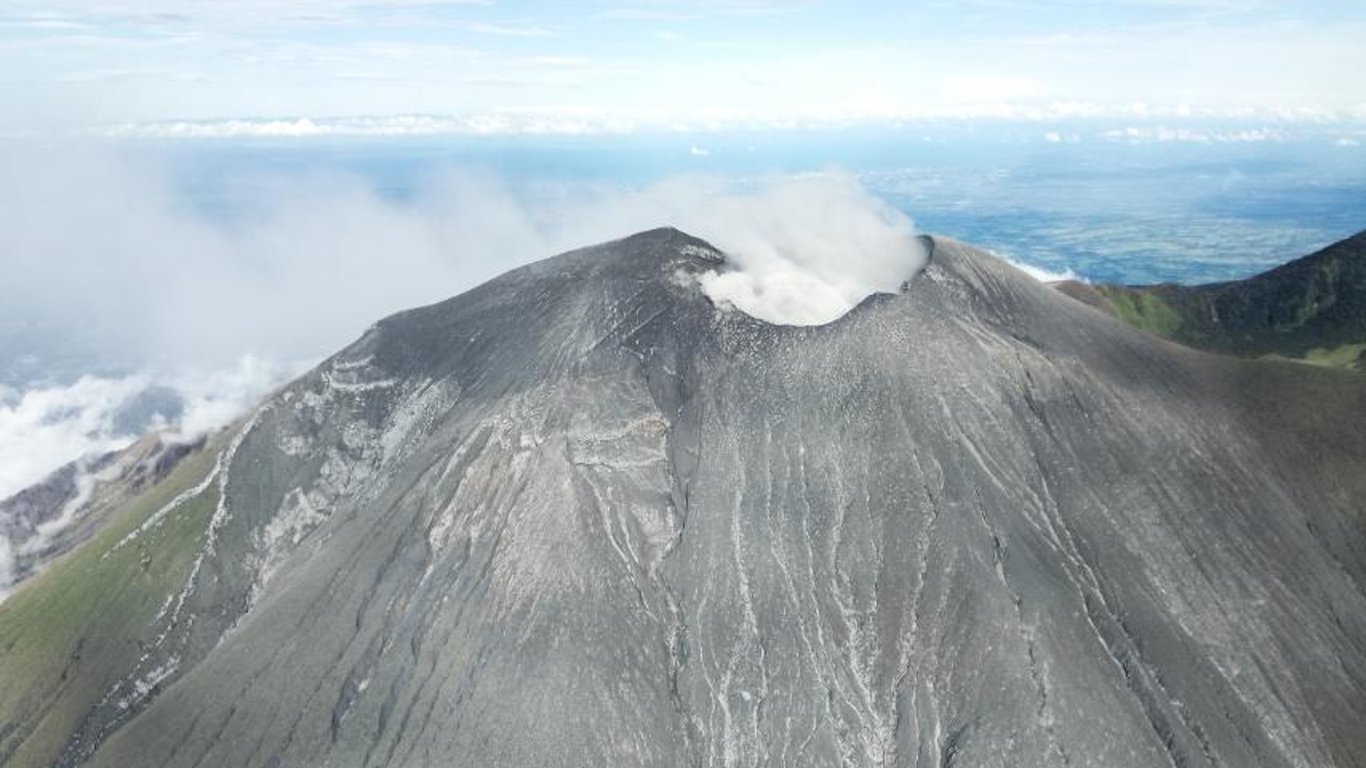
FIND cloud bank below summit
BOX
[0,357,297,503]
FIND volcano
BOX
[2,228,1365,768]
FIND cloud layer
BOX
[4,0,1366,134]
[76,106,1366,143]
[0,143,926,499]
[0,357,296,501]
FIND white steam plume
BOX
[685,174,925,325]
[0,141,925,506]
[486,171,927,326]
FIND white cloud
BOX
[1100,124,1288,143]
[5,1,1366,133]
[995,251,1086,283]
[82,102,1366,142]
[166,357,302,443]
[463,22,551,37]
[940,74,1046,104]
[96,113,646,139]
[0,144,547,368]
[0,357,297,503]
[0,143,935,496]
[0,353,298,599]
[0,535,13,598]
[0,375,147,502]
[598,8,699,21]
[1,1,494,30]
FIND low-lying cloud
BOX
[0,357,296,501]
[0,141,924,504]
[995,250,1087,284]
[0,358,301,596]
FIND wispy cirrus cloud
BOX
[0,1,493,31]
[462,21,553,37]
[0,0,1363,132]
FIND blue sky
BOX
[2,0,1365,133]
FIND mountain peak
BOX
[3,230,1365,768]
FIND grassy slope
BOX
[1099,286,1186,338]
[0,439,223,768]
[1088,230,1366,370]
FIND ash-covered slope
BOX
[4,228,1366,768]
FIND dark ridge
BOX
[1073,228,1366,367]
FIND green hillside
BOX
[0,438,223,768]
[1070,230,1366,370]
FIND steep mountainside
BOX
[1062,229,1366,368]
[2,228,1365,768]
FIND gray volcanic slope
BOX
[17,228,1366,767]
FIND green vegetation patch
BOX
[1099,286,1185,338]
[0,441,224,768]
[1303,341,1366,369]
[1261,342,1366,371]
